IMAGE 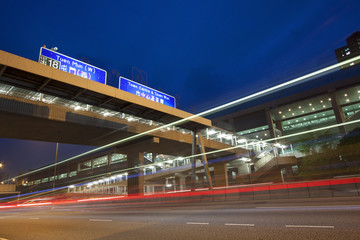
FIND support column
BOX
[197,132,213,190]
[213,162,228,187]
[191,132,197,191]
[329,91,346,135]
[126,152,144,196]
[175,174,186,190]
[265,109,276,139]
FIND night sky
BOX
[0,0,359,177]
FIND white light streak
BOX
[8,55,360,182]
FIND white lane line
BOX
[89,219,113,222]
[285,225,334,229]
[225,223,255,227]
[29,217,40,220]
[186,222,209,225]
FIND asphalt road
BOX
[0,196,359,240]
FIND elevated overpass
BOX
[0,50,297,195]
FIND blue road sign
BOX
[39,47,107,84]
[119,76,176,108]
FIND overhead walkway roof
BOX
[0,50,211,130]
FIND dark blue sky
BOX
[0,0,359,177]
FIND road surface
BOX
[0,196,359,240]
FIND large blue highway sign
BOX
[38,47,107,84]
[119,76,176,108]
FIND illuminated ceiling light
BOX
[224,134,233,140]
[344,93,348,97]
[303,118,306,120]
[292,113,295,116]
[320,100,323,103]
[288,109,291,112]
[296,120,298,122]
[282,115,285,118]
[298,106,301,109]
[309,103,312,106]
[312,108,315,111]
[346,99,350,102]
[240,157,251,162]
[207,129,216,135]
[256,135,259,138]
[264,133,267,136]
[314,116,317,118]
[328,98,331,101]
[302,110,304,113]
[279,111,282,114]
[322,114,325,116]
[323,105,326,108]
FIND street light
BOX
[0,163,3,168]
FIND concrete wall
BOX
[0,184,16,192]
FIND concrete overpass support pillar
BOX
[126,152,144,196]
[213,162,228,187]
[175,175,186,190]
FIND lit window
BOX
[93,156,108,168]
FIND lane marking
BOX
[285,225,334,229]
[89,219,113,222]
[29,217,40,220]
[186,222,209,225]
[225,223,255,227]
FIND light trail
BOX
[5,55,360,182]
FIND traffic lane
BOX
[44,201,360,229]
[0,217,358,240]
[1,203,360,229]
